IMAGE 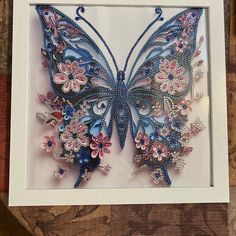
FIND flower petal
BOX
[75,75,88,85]
[160,82,169,92]
[62,81,71,93]
[58,63,70,75]
[53,73,68,84]
[71,79,80,93]
[79,137,89,147]
[91,149,99,158]
[41,143,47,149]
[46,147,53,153]
[60,132,71,142]
[77,124,88,134]
[90,143,98,150]
[103,148,111,154]
[99,149,104,159]
[97,132,104,142]
[141,145,146,150]
[73,140,81,152]
[64,139,73,151]
[70,61,80,75]
[92,136,99,144]
[104,142,112,148]
[135,137,140,143]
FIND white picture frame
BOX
[9,0,229,206]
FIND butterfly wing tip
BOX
[74,177,82,188]
[35,5,51,13]
[120,142,125,149]
[35,5,40,12]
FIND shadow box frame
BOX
[9,0,229,206]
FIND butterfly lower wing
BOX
[127,8,204,185]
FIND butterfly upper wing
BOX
[36,5,115,137]
[127,8,203,137]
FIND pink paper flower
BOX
[79,101,91,113]
[177,99,192,115]
[180,146,193,156]
[179,11,198,33]
[194,69,204,80]
[41,135,56,153]
[90,132,112,159]
[53,60,88,93]
[175,40,187,53]
[189,121,204,135]
[179,16,194,32]
[53,165,69,180]
[38,91,55,103]
[181,131,192,144]
[158,126,170,137]
[135,132,150,150]
[42,9,60,30]
[154,59,188,95]
[60,121,89,152]
[56,41,66,54]
[152,141,169,161]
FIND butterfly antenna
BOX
[123,7,164,73]
[75,6,119,73]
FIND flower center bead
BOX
[157,149,162,155]
[155,173,161,178]
[47,141,52,147]
[168,74,174,80]
[140,139,145,145]
[179,44,183,49]
[182,104,187,109]
[72,133,78,139]
[59,168,65,175]
[99,143,104,149]
[174,121,180,128]
[68,74,74,80]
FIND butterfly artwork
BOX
[36,5,206,188]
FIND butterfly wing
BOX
[127,8,204,185]
[36,5,115,137]
[127,8,203,135]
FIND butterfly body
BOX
[113,72,131,146]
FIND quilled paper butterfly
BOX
[36,6,205,187]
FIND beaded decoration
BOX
[36,6,205,187]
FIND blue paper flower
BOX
[150,131,165,142]
[74,147,100,169]
[62,105,75,121]
[166,131,182,150]
[170,117,185,132]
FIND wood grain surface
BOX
[0,0,235,235]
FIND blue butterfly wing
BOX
[127,8,203,137]
[36,5,115,137]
